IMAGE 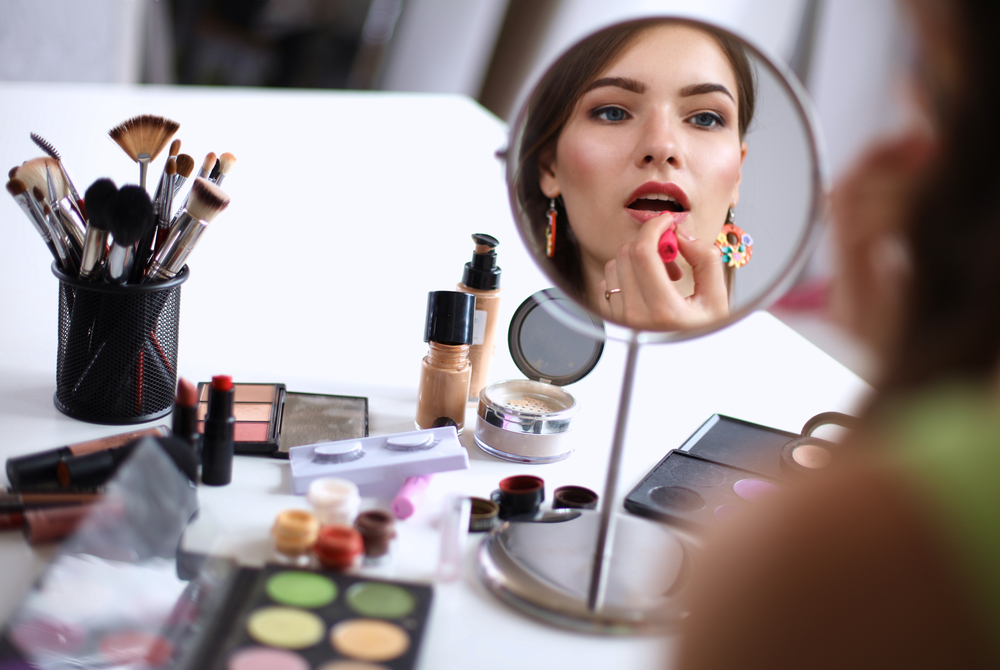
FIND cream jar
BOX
[474,289,604,464]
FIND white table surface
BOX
[0,82,870,669]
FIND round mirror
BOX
[505,16,827,340]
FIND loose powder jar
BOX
[475,290,604,464]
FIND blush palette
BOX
[196,383,369,458]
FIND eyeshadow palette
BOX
[197,382,369,458]
[623,450,781,527]
[202,565,433,670]
[678,413,797,479]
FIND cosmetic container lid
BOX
[461,233,501,290]
[424,291,476,345]
[508,289,604,386]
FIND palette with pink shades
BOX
[624,414,794,527]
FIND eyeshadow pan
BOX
[234,384,280,402]
[246,607,325,649]
[235,423,270,442]
[330,620,410,662]
[733,478,779,501]
[317,662,391,670]
[266,571,337,609]
[345,583,415,619]
[648,486,704,512]
[228,647,310,670]
[792,443,832,469]
[235,403,276,422]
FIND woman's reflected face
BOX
[539,24,747,297]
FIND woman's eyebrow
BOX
[680,82,734,101]
[584,76,646,94]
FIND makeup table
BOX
[0,83,870,668]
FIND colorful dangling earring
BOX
[545,198,557,258]
[715,207,753,268]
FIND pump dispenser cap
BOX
[461,233,501,290]
[424,291,476,345]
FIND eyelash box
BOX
[289,426,469,497]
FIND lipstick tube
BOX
[202,376,235,486]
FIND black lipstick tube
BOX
[201,377,235,486]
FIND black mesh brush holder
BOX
[52,263,189,425]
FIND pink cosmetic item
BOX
[658,226,678,263]
[289,426,468,497]
[392,475,432,520]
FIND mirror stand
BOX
[477,334,695,634]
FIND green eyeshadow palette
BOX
[203,565,433,670]
[196,382,369,458]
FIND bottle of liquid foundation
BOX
[415,291,476,433]
[457,233,502,403]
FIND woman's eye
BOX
[689,112,723,128]
[592,106,629,122]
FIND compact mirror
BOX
[505,16,826,340]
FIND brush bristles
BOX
[107,114,180,162]
[176,154,195,178]
[166,157,177,176]
[33,186,45,203]
[16,158,67,202]
[8,167,19,180]
[217,152,236,176]
[201,152,217,174]
[6,179,27,197]
[186,177,230,222]
[168,139,181,157]
[30,133,60,160]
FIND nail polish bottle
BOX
[457,233,502,403]
[415,291,475,433]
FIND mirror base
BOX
[477,510,696,635]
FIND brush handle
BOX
[138,155,150,193]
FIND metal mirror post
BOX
[478,16,829,633]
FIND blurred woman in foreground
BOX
[679,1,1000,667]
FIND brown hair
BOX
[514,19,758,295]
[877,1,1000,395]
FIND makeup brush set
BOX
[5,115,237,424]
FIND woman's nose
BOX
[636,113,681,168]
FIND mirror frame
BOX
[503,16,831,344]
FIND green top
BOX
[886,384,1000,646]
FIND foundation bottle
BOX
[415,291,475,433]
[457,233,502,403]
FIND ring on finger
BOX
[604,288,622,302]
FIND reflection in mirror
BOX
[507,18,822,336]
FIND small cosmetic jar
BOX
[314,524,364,571]
[272,509,320,565]
[474,289,604,464]
[307,477,361,526]
[354,509,396,562]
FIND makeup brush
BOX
[33,186,77,272]
[46,166,86,253]
[7,179,61,265]
[79,179,117,280]
[153,139,181,215]
[8,167,18,180]
[173,154,195,196]
[212,152,237,186]
[197,152,216,180]
[107,115,180,192]
[104,185,155,284]
[139,157,177,280]
[15,157,66,204]
[30,133,85,216]
[145,177,229,282]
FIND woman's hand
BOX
[829,131,935,359]
[598,212,729,330]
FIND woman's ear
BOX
[538,148,560,198]
[731,141,748,206]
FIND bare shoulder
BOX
[676,452,996,670]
